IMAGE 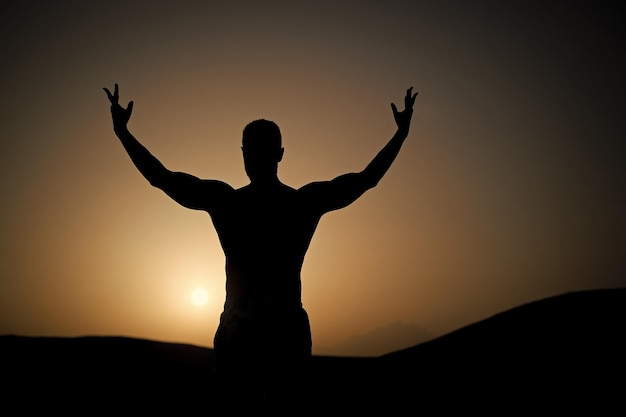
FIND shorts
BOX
[213,299,313,412]
[214,299,312,363]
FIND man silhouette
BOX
[104,84,417,415]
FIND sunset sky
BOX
[1,1,624,356]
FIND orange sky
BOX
[1,1,624,356]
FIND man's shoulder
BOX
[296,179,332,194]
[197,179,235,195]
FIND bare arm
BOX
[302,87,418,212]
[103,84,232,210]
[361,86,418,187]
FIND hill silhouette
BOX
[2,288,624,414]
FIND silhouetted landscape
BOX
[2,288,624,414]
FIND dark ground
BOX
[2,288,625,415]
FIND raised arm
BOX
[103,83,232,210]
[361,86,418,187]
[302,87,418,212]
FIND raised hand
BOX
[390,87,418,133]
[103,83,134,130]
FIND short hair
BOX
[242,119,282,150]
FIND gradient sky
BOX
[1,1,624,356]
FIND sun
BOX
[191,287,209,306]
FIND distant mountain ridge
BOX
[317,319,435,357]
[377,287,626,413]
[2,288,624,414]
[385,287,626,360]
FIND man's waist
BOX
[224,296,303,313]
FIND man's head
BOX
[241,119,284,182]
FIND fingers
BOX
[127,100,134,114]
[410,91,418,108]
[103,83,120,103]
[103,87,113,100]
[392,86,418,117]
[405,86,417,108]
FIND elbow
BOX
[145,168,170,189]
[360,171,381,190]
[148,177,163,189]
[368,178,381,189]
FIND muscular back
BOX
[150,164,376,309]
[209,181,323,306]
